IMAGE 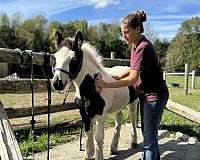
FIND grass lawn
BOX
[161,75,200,139]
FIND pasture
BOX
[0,75,200,156]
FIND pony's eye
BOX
[69,57,79,74]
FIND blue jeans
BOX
[140,97,168,160]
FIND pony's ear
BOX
[73,31,83,51]
[55,31,63,49]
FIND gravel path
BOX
[25,124,200,160]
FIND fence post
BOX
[184,63,189,95]
[163,70,166,81]
[0,101,23,160]
[110,52,116,59]
[191,70,196,90]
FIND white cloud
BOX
[158,32,176,41]
[89,0,120,9]
[149,14,200,20]
[153,0,200,14]
[147,12,200,40]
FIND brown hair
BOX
[121,11,147,33]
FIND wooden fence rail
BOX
[5,102,76,119]
[0,48,130,68]
[166,100,200,124]
[2,100,200,125]
[0,48,55,66]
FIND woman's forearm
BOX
[105,78,134,88]
[95,69,140,88]
[120,69,131,78]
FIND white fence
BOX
[163,64,197,95]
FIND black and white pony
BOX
[52,31,138,160]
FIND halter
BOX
[53,50,83,80]
[53,67,73,79]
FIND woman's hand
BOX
[95,77,109,88]
[112,75,121,80]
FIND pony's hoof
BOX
[131,143,138,149]
[109,150,118,155]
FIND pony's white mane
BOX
[81,42,105,72]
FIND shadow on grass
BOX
[160,124,200,140]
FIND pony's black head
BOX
[52,31,83,91]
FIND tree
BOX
[87,25,101,50]
[48,21,63,41]
[144,22,158,43]
[154,39,169,69]
[165,17,200,71]
[93,22,128,58]
[0,13,10,26]
[62,20,88,39]
[17,15,49,52]
[48,21,63,53]
[0,25,14,48]
[11,11,23,29]
[34,15,49,52]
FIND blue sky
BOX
[0,0,200,41]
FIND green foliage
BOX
[62,20,88,39]
[0,13,10,26]
[89,22,129,58]
[154,39,169,69]
[17,15,49,52]
[166,17,200,71]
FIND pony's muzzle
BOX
[52,76,64,91]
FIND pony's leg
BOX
[83,123,95,160]
[95,117,105,160]
[128,99,139,148]
[109,111,122,155]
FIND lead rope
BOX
[61,83,84,151]
[44,53,51,160]
[47,69,51,160]
[40,53,51,160]
[62,91,69,106]
[28,50,36,160]
[80,115,83,151]
[74,97,84,151]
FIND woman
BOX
[95,11,169,160]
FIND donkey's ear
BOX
[55,31,63,49]
[73,31,83,51]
